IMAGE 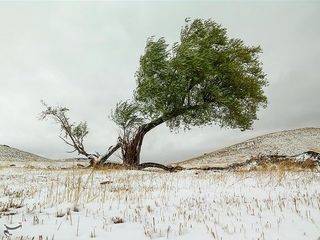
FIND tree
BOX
[108,18,267,166]
[41,18,267,169]
[110,101,144,164]
[40,101,93,157]
[40,101,120,165]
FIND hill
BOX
[0,144,49,162]
[179,127,320,168]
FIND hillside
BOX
[179,127,320,168]
[0,144,49,162]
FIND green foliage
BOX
[111,101,144,137]
[72,122,89,141]
[134,18,267,131]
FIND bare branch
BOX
[97,142,122,165]
[40,101,91,157]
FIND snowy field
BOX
[0,162,320,240]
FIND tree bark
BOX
[122,128,146,166]
[121,119,164,166]
[96,142,121,165]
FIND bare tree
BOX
[40,101,121,165]
[40,101,97,160]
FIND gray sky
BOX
[0,1,319,163]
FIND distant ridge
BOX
[0,144,49,161]
[179,127,320,168]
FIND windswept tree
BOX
[41,18,267,168]
[108,18,267,166]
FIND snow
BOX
[0,162,320,239]
[181,127,320,168]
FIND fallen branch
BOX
[136,162,183,172]
[93,152,320,172]
[96,142,122,165]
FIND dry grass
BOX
[0,161,320,239]
[248,158,318,172]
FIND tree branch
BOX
[40,101,91,158]
[97,142,122,165]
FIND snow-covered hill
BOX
[180,127,320,168]
[1,129,319,239]
[0,144,48,162]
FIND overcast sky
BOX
[0,1,319,163]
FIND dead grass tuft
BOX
[249,157,318,172]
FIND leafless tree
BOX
[40,101,95,160]
[40,101,121,165]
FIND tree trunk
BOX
[119,105,204,166]
[121,114,166,166]
[120,109,186,166]
[122,128,146,166]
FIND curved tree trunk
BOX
[120,107,193,166]
[122,128,146,166]
[113,105,203,166]
[121,114,167,166]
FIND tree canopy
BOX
[132,18,267,131]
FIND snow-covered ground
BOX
[0,161,320,240]
[181,127,320,168]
